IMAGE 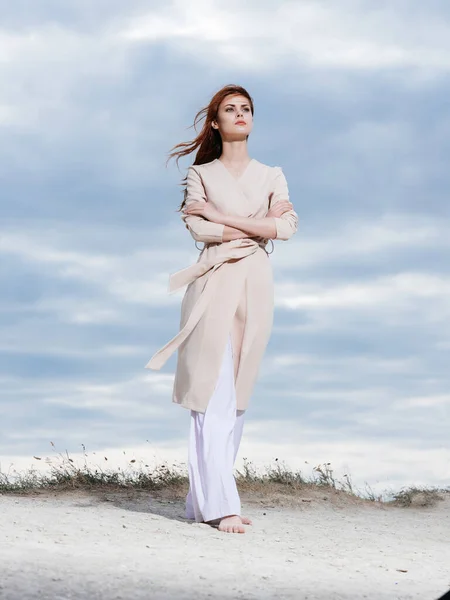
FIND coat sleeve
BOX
[270,166,298,241]
[181,167,225,243]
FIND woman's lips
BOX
[235,121,246,125]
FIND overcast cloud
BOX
[1,0,449,497]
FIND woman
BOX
[145,84,298,534]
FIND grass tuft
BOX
[390,486,447,507]
[1,443,448,508]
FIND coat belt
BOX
[144,239,264,370]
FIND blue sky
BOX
[1,0,449,496]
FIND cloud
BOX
[119,0,450,70]
[275,272,450,313]
[0,369,179,455]
[272,213,449,271]
[0,224,187,315]
[1,1,450,495]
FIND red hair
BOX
[167,84,254,211]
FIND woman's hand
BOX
[182,201,224,224]
[267,200,294,219]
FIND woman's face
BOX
[212,94,253,140]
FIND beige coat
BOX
[145,158,298,413]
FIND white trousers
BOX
[185,334,246,522]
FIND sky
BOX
[1,0,449,498]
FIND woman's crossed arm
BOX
[182,200,294,241]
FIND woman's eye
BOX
[225,107,250,112]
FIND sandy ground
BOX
[0,488,449,600]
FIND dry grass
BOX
[1,442,448,509]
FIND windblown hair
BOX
[167,84,254,211]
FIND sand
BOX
[1,489,449,600]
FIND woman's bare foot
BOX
[206,514,245,533]
[241,516,252,525]
[218,515,245,533]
